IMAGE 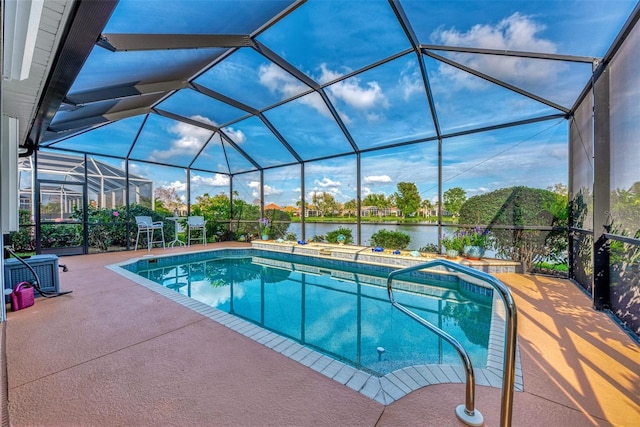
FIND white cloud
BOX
[224,126,246,144]
[263,184,282,196]
[400,61,424,101]
[257,62,332,119]
[124,161,143,177]
[436,13,556,53]
[167,180,186,192]
[318,64,389,124]
[192,114,218,128]
[315,177,341,188]
[149,115,213,161]
[258,61,390,123]
[259,62,308,98]
[466,186,491,196]
[321,64,389,112]
[431,13,562,90]
[364,175,392,184]
[191,173,229,187]
[248,180,282,198]
[316,63,344,84]
[435,63,489,92]
[301,94,335,119]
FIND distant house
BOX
[287,203,320,217]
[361,206,400,217]
[264,202,283,211]
[283,206,297,216]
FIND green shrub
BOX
[40,223,83,248]
[70,204,170,251]
[370,229,410,249]
[285,232,297,241]
[459,186,567,272]
[326,227,354,244]
[441,230,465,254]
[240,209,292,240]
[9,210,35,252]
[418,243,440,253]
[264,209,291,239]
[534,262,568,272]
[80,206,128,251]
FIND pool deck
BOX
[2,242,639,426]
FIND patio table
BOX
[166,216,186,247]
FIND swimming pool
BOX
[121,249,494,377]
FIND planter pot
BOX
[261,234,269,240]
[446,249,458,259]
[464,245,485,260]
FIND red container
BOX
[11,282,35,311]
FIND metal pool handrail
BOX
[386,259,517,427]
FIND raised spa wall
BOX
[251,241,521,274]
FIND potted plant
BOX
[462,227,489,260]
[442,232,464,258]
[258,217,270,240]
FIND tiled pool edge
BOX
[107,251,523,406]
[252,241,522,274]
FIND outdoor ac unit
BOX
[3,254,60,295]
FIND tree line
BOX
[288,183,468,218]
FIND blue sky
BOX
[46,0,637,207]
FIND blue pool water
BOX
[125,250,494,376]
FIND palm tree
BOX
[421,199,433,218]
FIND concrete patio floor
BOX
[2,242,639,426]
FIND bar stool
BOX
[187,216,207,246]
[134,216,165,251]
